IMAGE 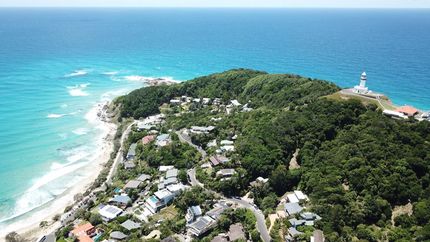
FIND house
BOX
[109,195,131,207]
[70,223,96,242]
[396,105,419,117]
[166,183,186,195]
[137,122,154,131]
[121,219,141,231]
[231,100,241,106]
[142,135,155,145]
[220,140,234,146]
[99,205,123,222]
[216,169,236,178]
[156,134,171,147]
[190,126,216,134]
[159,165,174,172]
[124,161,135,170]
[126,143,137,160]
[187,202,229,237]
[311,230,325,242]
[170,99,181,105]
[294,190,308,201]
[211,235,228,242]
[382,110,408,119]
[250,177,269,187]
[288,227,303,237]
[202,98,211,104]
[166,168,178,179]
[137,174,151,182]
[228,223,245,241]
[110,231,128,241]
[158,177,178,189]
[207,139,217,148]
[286,193,300,203]
[209,155,230,166]
[220,145,235,152]
[155,189,175,204]
[145,195,165,214]
[187,215,217,237]
[123,180,141,190]
[300,212,322,226]
[284,203,303,216]
[289,218,306,227]
[186,205,203,223]
[206,202,229,220]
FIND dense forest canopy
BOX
[117,69,430,241]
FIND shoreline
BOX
[0,102,118,241]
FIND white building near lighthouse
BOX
[353,72,370,94]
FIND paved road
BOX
[227,198,272,242]
[177,129,271,242]
[106,120,136,184]
[176,130,207,158]
[187,167,204,187]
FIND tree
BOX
[89,213,103,226]
[39,220,48,228]
[5,232,22,242]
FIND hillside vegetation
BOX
[116,69,430,241]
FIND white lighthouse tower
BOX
[353,72,369,94]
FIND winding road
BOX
[177,130,271,242]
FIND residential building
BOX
[286,193,300,203]
[186,205,203,223]
[124,161,135,169]
[121,219,141,231]
[123,180,141,190]
[156,134,171,147]
[285,203,303,216]
[311,230,325,242]
[294,190,308,201]
[190,126,216,134]
[166,168,178,179]
[209,155,230,166]
[142,135,155,145]
[109,195,131,207]
[216,169,236,178]
[231,100,242,106]
[228,223,245,241]
[98,205,123,222]
[137,173,151,182]
[187,215,217,237]
[382,109,408,119]
[126,143,137,160]
[70,223,96,242]
[396,105,419,117]
[110,231,128,241]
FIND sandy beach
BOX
[0,102,118,242]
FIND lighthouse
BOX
[353,72,369,94]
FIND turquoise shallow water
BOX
[0,8,429,229]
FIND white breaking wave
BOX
[47,113,65,119]
[102,71,119,76]
[72,128,89,136]
[64,70,88,78]
[67,83,90,97]
[124,75,179,83]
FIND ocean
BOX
[0,8,429,231]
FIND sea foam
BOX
[67,83,90,97]
[47,113,65,118]
[64,70,88,78]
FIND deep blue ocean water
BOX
[0,8,429,230]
